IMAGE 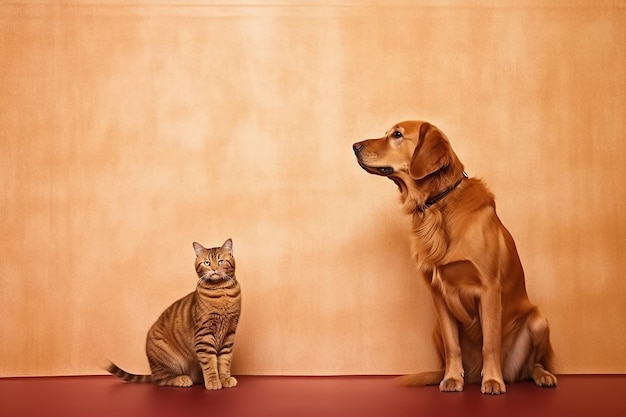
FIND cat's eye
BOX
[218,260,224,265]
[203,260,211,266]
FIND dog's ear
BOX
[409,123,452,180]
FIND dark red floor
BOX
[1,374,625,417]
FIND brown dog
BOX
[353,121,557,394]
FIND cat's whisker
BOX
[197,275,212,286]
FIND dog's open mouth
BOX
[357,159,394,176]
[376,166,394,175]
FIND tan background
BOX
[1,0,625,377]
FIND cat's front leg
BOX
[216,332,238,388]
[196,353,222,390]
[218,352,237,388]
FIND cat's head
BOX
[193,239,235,284]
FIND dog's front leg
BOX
[479,285,506,394]
[431,285,464,392]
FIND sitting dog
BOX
[353,121,557,394]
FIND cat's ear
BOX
[192,241,206,257]
[222,238,233,253]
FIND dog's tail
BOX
[396,371,444,387]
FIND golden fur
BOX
[353,121,557,394]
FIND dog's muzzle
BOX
[352,142,394,176]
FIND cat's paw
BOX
[171,375,194,387]
[204,379,222,390]
[221,376,238,388]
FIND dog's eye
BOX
[392,130,402,138]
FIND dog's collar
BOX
[417,171,468,213]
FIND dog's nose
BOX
[352,142,364,154]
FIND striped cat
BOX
[106,239,241,390]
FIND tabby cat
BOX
[105,239,241,390]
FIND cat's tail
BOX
[396,370,444,387]
[104,360,153,384]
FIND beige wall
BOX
[1,0,625,377]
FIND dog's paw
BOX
[439,377,464,392]
[532,368,557,388]
[481,379,506,395]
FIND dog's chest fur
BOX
[409,179,495,276]
[410,208,448,272]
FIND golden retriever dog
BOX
[352,121,557,394]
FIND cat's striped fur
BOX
[106,239,241,390]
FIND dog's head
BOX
[353,121,465,211]
[353,121,456,179]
